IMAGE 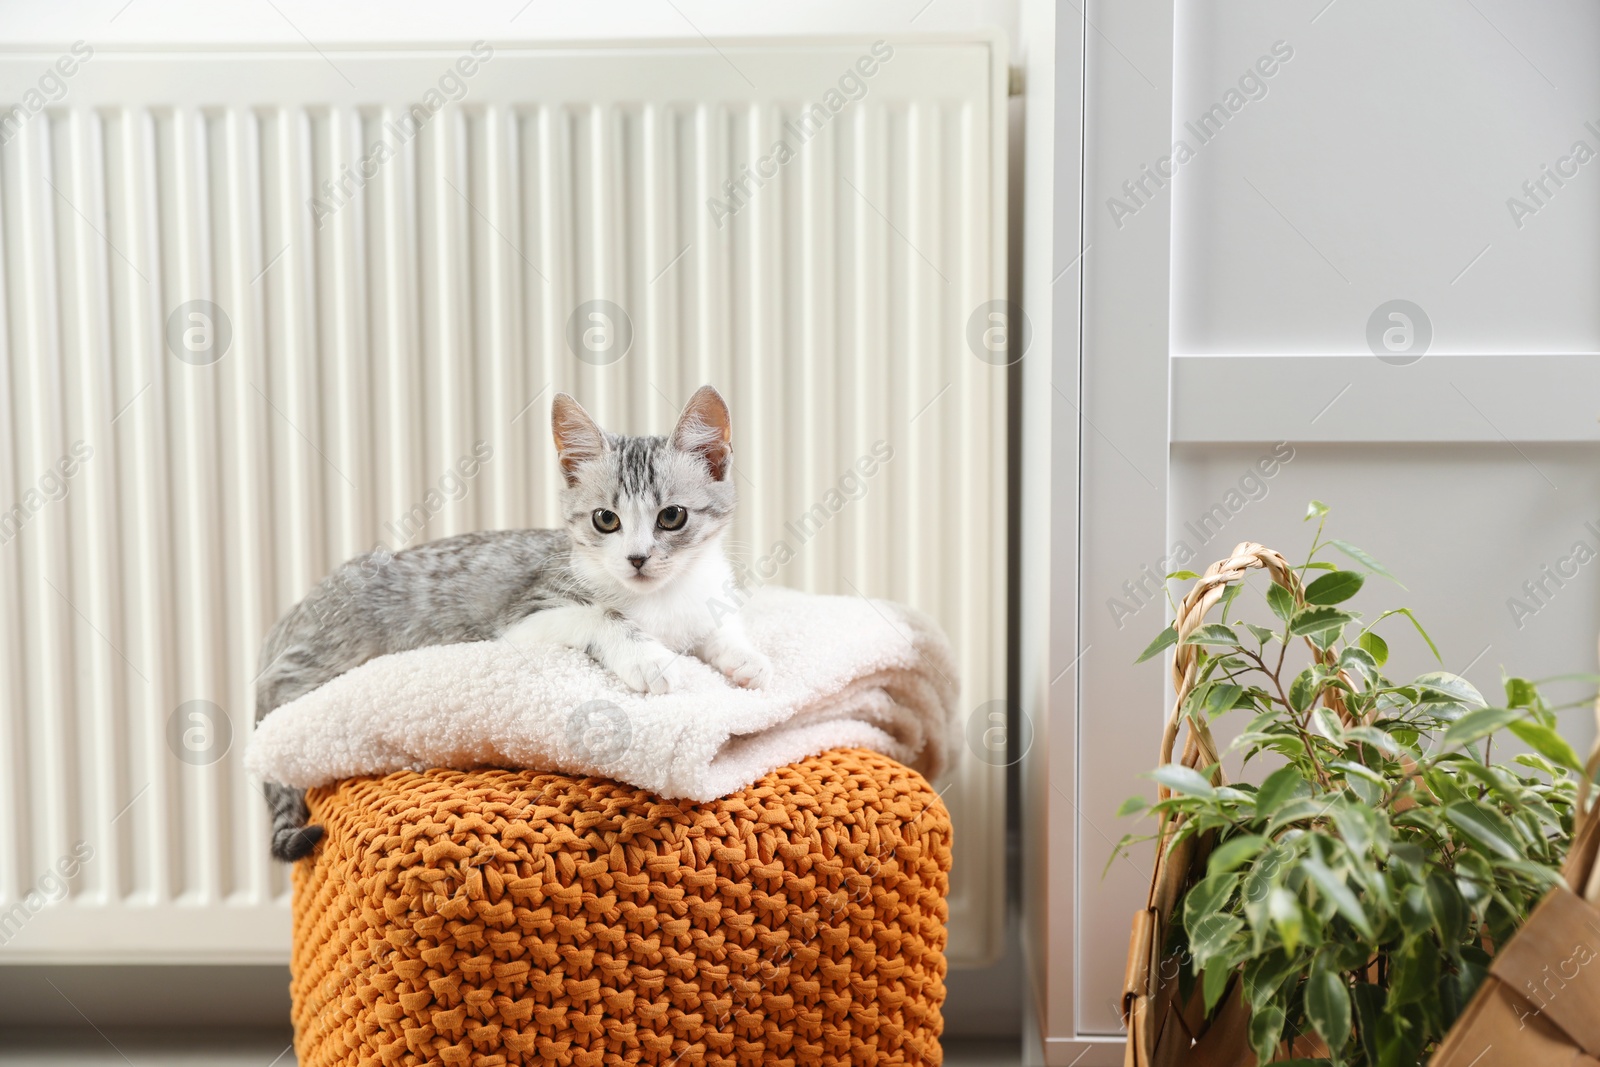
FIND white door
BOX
[1028,0,1600,1059]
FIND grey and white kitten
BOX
[255,385,770,861]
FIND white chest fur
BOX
[621,551,732,651]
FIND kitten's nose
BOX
[628,554,649,571]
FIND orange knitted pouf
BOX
[289,747,951,1067]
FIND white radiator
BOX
[0,38,1008,965]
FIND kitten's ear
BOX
[672,385,732,482]
[551,393,606,487]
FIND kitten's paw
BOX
[612,643,685,695]
[709,644,772,689]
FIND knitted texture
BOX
[290,748,951,1067]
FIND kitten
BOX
[254,385,771,861]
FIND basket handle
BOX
[1157,541,1351,801]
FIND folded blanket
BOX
[245,587,959,802]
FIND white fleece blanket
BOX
[245,587,959,802]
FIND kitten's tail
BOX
[264,780,324,861]
[257,607,326,862]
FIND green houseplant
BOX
[1116,503,1592,1066]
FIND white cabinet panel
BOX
[1170,0,1600,355]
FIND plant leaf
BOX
[1307,626,1342,651]
[1189,913,1244,970]
[1453,850,1494,905]
[1305,499,1330,520]
[1268,796,1333,835]
[1301,857,1374,939]
[1533,672,1600,686]
[1203,960,1234,1015]
[1504,675,1538,709]
[1398,883,1431,939]
[1166,569,1201,581]
[1372,607,1440,662]
[1426,870,1467,942]
[1328,798,1379,855]
[1289,668,1319,714]
[1507,719,1583,773]
[1242,626,1277,652]
[1248,1002,1286,1066]
[1313,704,1346,744]
[1492,858,1565,889]
[1135,625,1177,664]
[1204,683,1246,718]
[1343,725,1402,757]
[1218,582,1242,620]
[1185,623,1243,646]
[1255,765,1309,814]
[1358,630,1389,667]
[1339,645,1380,687]
[1266,581,1296,622]
[1443,800,1524,861]
[1424,768,1469,806]
[1184,872,1241,938]
[1305,570,1365,606]
[1305,957,1352,1051]
[1208,834,1269,877]
[1266,886,1302,954]
[1150,764,1217,798]
[1328,538,1404,588]
[1415,671,1487,711]
[1288,606,1357,637]
[1116,796,1148,817]
[1442,706,1523,748]
[1242,950,1302,1009]
[1352,983,1384,1065]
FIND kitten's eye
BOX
[657,505,687,531]
[592,509,621,533]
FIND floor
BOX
[0,1030,296,1066]
[0,1030,1024,1065]
[0,932,1031,1062]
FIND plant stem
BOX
[1300,516,1328,585]
[1240,644,1332,791]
